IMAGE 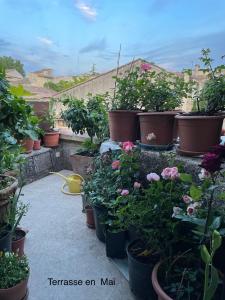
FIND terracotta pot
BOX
[33,140,41,150]
[0,277,29,300]
[152,262,172,300]
[70,154,93,178]
[43,131,60,148]
[12,228,26,257]
[176,115,224,156]
[109,110,139,142]
[138,112,177,145]
[21,138,34,153]
[85,205,95,229]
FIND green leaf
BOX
[190,185,202,201]
[180,173,193,183]
[212,230,222,252]
[201,245,211,264]
[205,266,219,300]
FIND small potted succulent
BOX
[0,252,29,300]
[62,94,108,177]
[43,99,60,148]
[108,65,142,142]
[176,49,225,156]
[137,66,192,149]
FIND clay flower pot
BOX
[152,262,172,300]
[12,228,27,257]
[21,138,34,153]
[0,277,29,300]
[43,131,60,148]
[138,112,177,146]
[176,115,224,156]
[85,205,95,229]
[109,110,139,142]
[33,140,41,150]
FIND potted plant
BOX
[137,65,192,149]
[0,252,29,300]
[176,49,225,156]
[19,115,39,153]
[62,94,108,177]
[43,99,60,148]
[84,205,95,229]
[152,145,225,299]
[33,117,44,151]
[108,64,142,142]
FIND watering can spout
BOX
[49,172,68,181]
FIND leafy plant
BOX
[43,98,57,130]
[0,252,29,289]
[0,56,25,76]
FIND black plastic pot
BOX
[127,240,157,300]
[93,205,107,243]
[106,230,127,258]
[0,224,12,252]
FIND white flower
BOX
[172,207,183,218]
[198,168,210,180]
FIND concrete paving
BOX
[21,170,135,300]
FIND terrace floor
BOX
[21,170,134,300]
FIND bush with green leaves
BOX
[0,252,29,289]
[62,94,108,154]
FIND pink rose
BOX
[121,189,129,196]
[182,195,192,204]
[122,141,135,152]
[111,160,120,170]
[147,173,160,182]
[141,63,151,72]
[187,204,197,216]
[161,167,180,180]
[134,182,141,189]
[161,168,171,180]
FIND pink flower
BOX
[121,189,129,196]
[172,207,183,218]
[161,167,180,180]
[134,182,141,189]
[147,172,160,182]
[187,204,197,216]
[122,141,135,152]
[111,160,120,170]
[141,63,151,72]
[198,168,210,180]
[182,195,192,204]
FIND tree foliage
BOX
[0,56,25,76]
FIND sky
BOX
[0,0,225,76]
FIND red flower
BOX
[200,153,221,173]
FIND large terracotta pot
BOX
[0,277,29,300]
[109,110,139,142]
[70,154,93,178]
[85,205,95,229]
[176,115,224,156]
[43,131,60,148]
[12,228,26,257]
[33,140,41,150]
[138,112,176,145]
[152,262,172,300]
[21,138,34,153]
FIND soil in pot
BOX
[138,112,176,146]
[43,131,60,148]
[70,153,93,178]
[176,114,224,156]
[92,204,107,243]
[0,224,12,252]
[85,205,95,229]
[21,138,34,153]
[0,277,29,300]
[12,228,26,257]
[127,239,158,300]
[105,229,126,258]
[109,110,140,142]
[33,140,41,150]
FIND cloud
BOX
[75,0,97,21]
[80,37,107,53]
[37,36,54,46]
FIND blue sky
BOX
[0,0,224,75]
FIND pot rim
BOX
[126,239,155,266]
[0,275,29,292]
[138,111,178,116]
[109,110,140,114]
[152,262,173,300]
[44,131,60,136]
[13,228,27,242]
[175,114,225,120]
[0,175,18,195]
